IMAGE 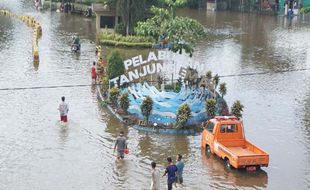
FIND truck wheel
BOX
[206,145,211,154]
[224,158,231,169]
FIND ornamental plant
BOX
[119,92,130,114]
[175,103,192,128]
[213,74,220,90]
[140,96,153,124]
[231,100,244,119]
[219,82,227,98]
[206,98,217,119]
[109,87,120,107]
[106,50,125,81]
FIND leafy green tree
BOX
[116,0,147,35]
[140,96,153,124]
[206,98,217,118]
[135,6,205,56]
[219,82,227,98]
[213,74,220,90]
[119,92,130,114]
[231,100,244,119]
[106,50,124,81]
[176,103,192,128]
[163,0,187,17]
[109,87,120,107]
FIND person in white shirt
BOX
[58,96,69,123]
[150,161,160,190]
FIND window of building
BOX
[100,16,115,28]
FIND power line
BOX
[0,84,95,91]
[0,67,309,91]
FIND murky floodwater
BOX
[1,1,310,189]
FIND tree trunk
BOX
[126,0,130,36]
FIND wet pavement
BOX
[0,1,310,189]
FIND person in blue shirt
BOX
[163,157,178,190]
[176,154,185,186]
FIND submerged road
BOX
[1,1,310,189]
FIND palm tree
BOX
[219,82,227,98]
[119,92,130,114]
[140,96,153,124]
[206,98,217,119]
[206,70,212,80]
[213,74,220,90]
[231,100,244,119]
[176,103,192,128]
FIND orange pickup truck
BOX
[201,116,269,171]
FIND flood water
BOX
[1,1,310,189]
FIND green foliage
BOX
[219,82,227,98]
[116,0,147,35]
[106,50,124,81]
[135,6,205,56]
[300,7,310,14]
[140,96,153,124]
[119,93,130,114]
[231,100,244,119]
[115,23,126,35]
[213,74,220,89]
[109,87,120,107]
[175,103,192,128]
[98,32,154,48]
[135,6,171,40]
[206,71,212,80]
[206,98,217,118]
[163,0,187,17]
[164,82,181,92]
[101,100,108,107]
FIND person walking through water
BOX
[91,61,97,84]
[163,157,178,190]
[58,96,69,123]
[176,154,184,187]
[114,131,127,160]
[150,161,160,190]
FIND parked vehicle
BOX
[201,116,269,171]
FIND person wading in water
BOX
[114,131,128,160]
[163,157,178,190]
[58,96,69,123]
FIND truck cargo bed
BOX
[227,147,260,156]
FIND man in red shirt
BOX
[91,61,97,84]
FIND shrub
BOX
[175,103,192,128]
[119,93,130,114]
[106,50,124,82]
[98,32,155,48]
[140,96,153,124]
[109,87,120,107]
[206,98,217,118]
[231,100,244,119]
[300,7,310,14]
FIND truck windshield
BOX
[220,124,237,133]
[206,122,215,133]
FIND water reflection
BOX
[201,150,268,189]
[57,123,69,148]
